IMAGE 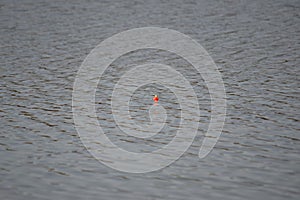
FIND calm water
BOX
[1,0,300,199]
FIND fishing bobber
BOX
[153,95,159,102]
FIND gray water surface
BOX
[1,0,300,199]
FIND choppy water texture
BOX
[1,0,300,199]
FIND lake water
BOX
[1,0,299,199]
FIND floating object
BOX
[153,95,159,102]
